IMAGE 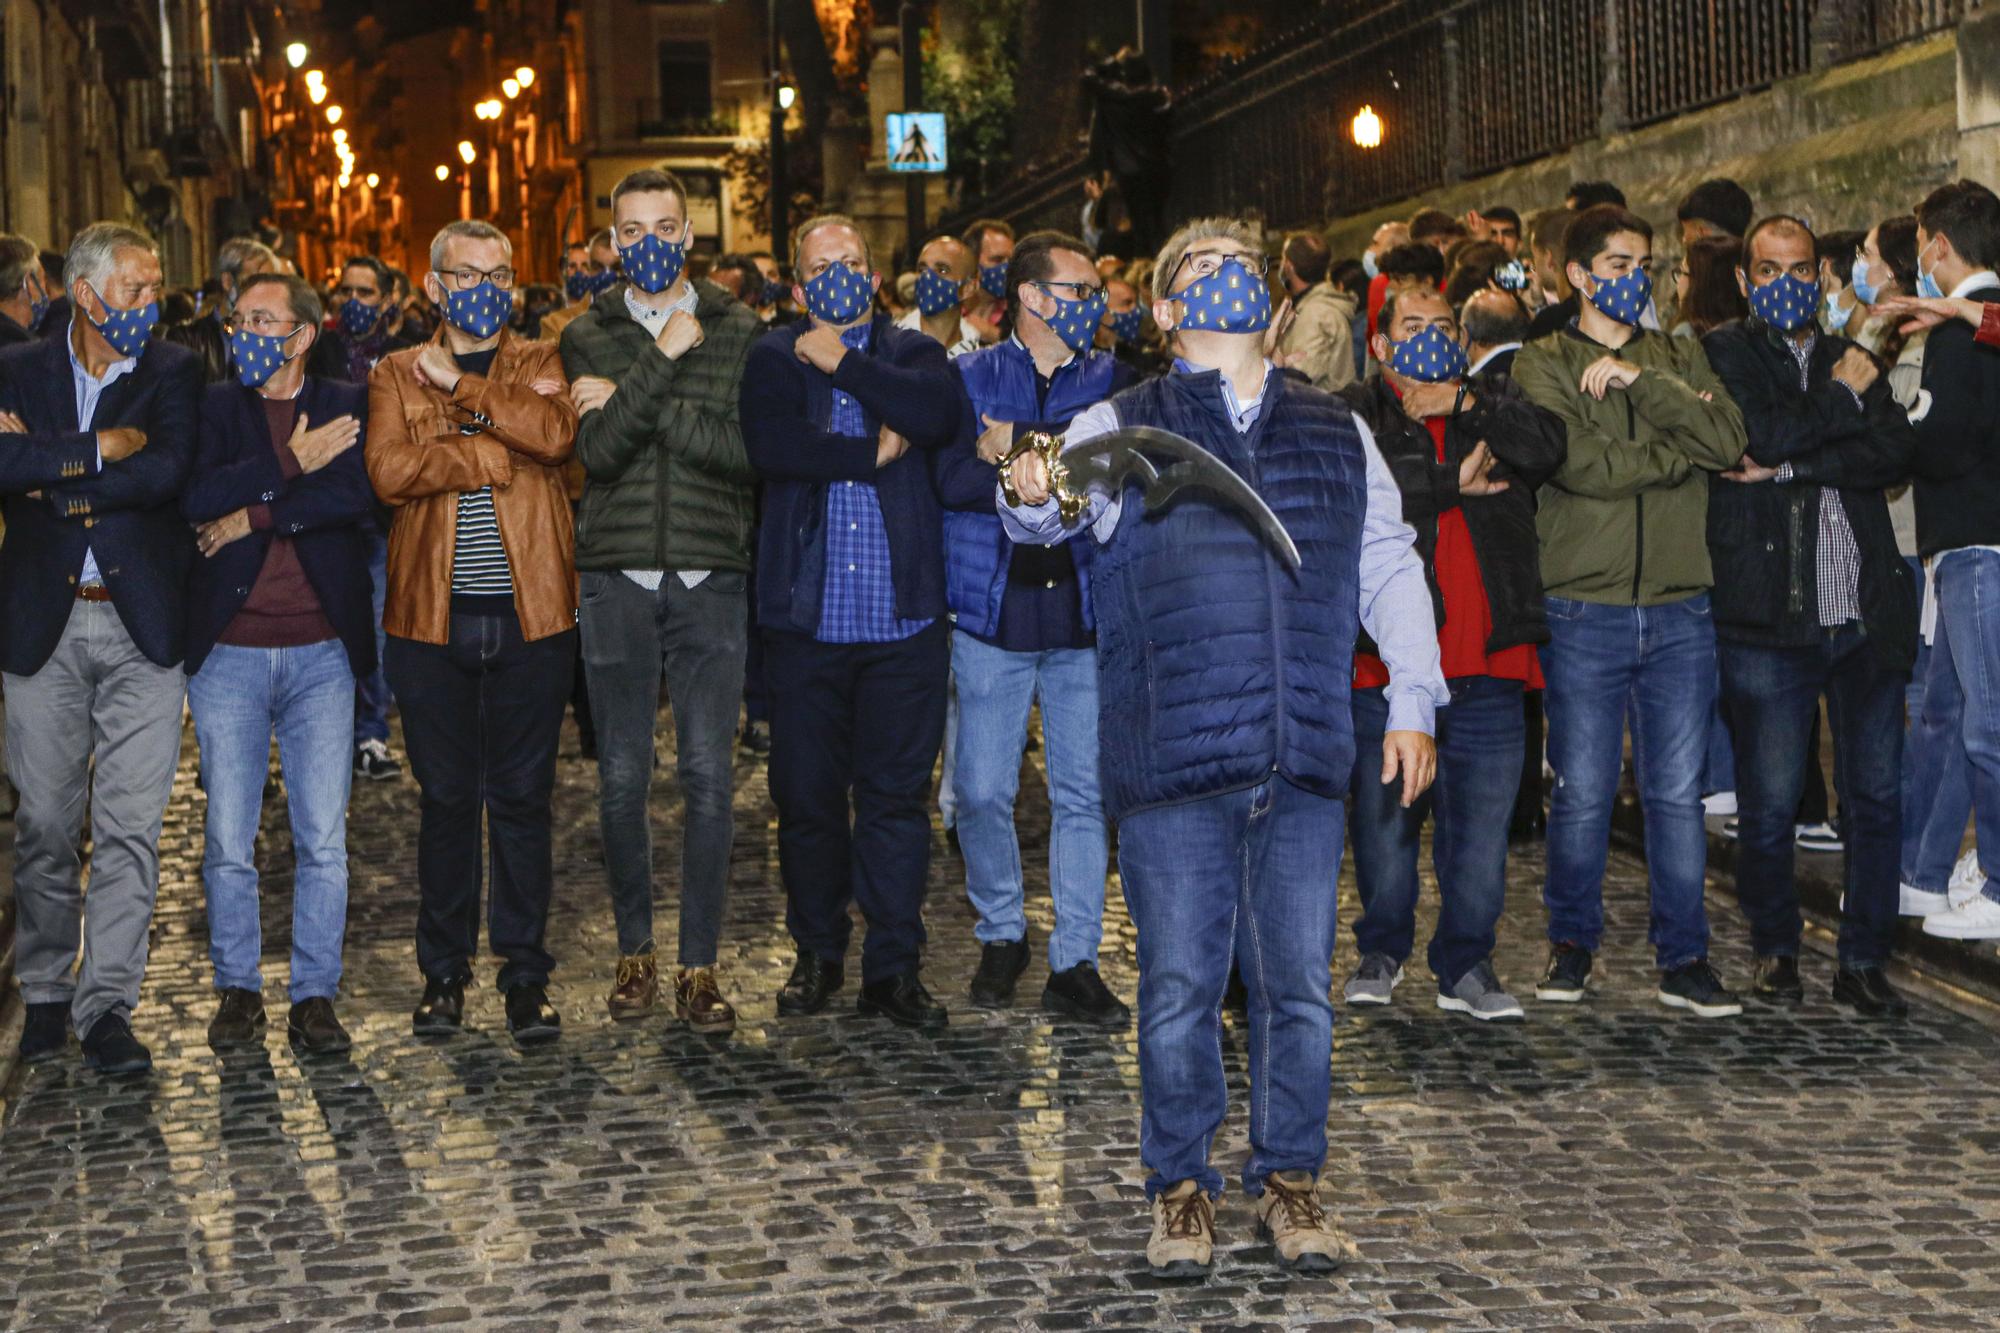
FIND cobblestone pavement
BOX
[5,718,2000,1333]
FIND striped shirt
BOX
[449,348,514,596]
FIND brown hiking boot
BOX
[606,949,659,1021]
[1146,1179,1214,1279]
[1255,1170,1349,1274]
[676,965,737,1034]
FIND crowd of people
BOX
[1,161,1996,1281]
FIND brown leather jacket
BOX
[365,328,580,645]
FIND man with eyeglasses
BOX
[185,271,378,1054]
[1000,218,1444,1278]
[0,222,200,1074]
[740,213,962,1029]
[365,219,580,1047]
[933,229,1134,1026]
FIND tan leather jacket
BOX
[365,328,580,644]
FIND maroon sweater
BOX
[216,396,337,648]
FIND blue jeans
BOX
[1720,626,1903,966]
[1903,555,1975,892]
[951,630,1108,971]
[1542,594,1716,970]
[1119,776,1342,1199]
[1912,550,2000,902]
[1349,676,1522,988]
[353,523,391,744]
[189,640,356,1001]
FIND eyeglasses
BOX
[439,265,515,291]
[1173,250,1270,283]
[224,313,306,337]
[1035,280,1105,301]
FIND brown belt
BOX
[77,583,113,603]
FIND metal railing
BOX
[943,0,1973,233]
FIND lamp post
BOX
[768,0,788,256]
[900,2,925,256]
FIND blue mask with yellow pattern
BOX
[1172,259,1272,335]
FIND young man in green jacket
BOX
[559,168,762,1033]
[1513,204,1749,1018]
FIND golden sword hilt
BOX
[996,430,1086,524]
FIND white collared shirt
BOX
[1465,342,1522,379]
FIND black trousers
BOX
[765,622,948,983]
[385,611,575,989]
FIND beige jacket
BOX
[1277,281,1358,393]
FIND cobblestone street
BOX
[5,719,2000,1332]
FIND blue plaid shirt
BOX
[818,322,934,643]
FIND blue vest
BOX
[1090,368,1366,820]
[945,341,1118,639]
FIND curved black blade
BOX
[1060,426,1302,571]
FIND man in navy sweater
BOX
[0,222,198,1075]
[934,229,1133,1025]
[741,215,963,1028]
[183,272,379,1055]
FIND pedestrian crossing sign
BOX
[887,112,947,173]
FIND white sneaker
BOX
[1921,894,2000,940]
[1900,884,1951,917]
[1702,790,1738,817]
[1948,849,1985,908]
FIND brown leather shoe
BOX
[606,949,659,1021]
[675,965,737,1034]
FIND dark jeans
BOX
[1720,625,1903,967]
[385,613,574,989]
[1350,676,1523,989]
[354,522,392,744]
[579,570,748,963]
[765,623,948,983]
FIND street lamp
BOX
[514,66,535,88]
[502,78,520,99]
[435,164,451,181]
[1351,104,1383,149]
[777,83,796,111]
[331,127,348,145]
[366,172,380,188]
[307,82,327,105]
[325,104,342,124]
[457,140,477,165]
[285,42,309,69]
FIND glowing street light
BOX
[331,127,348,145]
[777,82,797,111]
[1351,104,1383,149]
[307,82,327,105]
[365,172,380,188]
[514,66,535,88]
[457,139,477,165]
[502,78,520,99]
[325,104,342,124]
[285,42,309,69]
[435,164,451,181]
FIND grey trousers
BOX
[577,569,747,964]
[5,601,186,1033]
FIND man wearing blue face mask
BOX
[1001,217,1445,1278]
[741,213,963,1029]
[0,222,199,1074]
[897,233,982,356]
[1513,203,1749,1020]
[1338,284,1566,1023]
[0,234,51,347]
[933,230,1135,1027]
[183,271,377,1055]
[962,218,1015,346]
[1700,215,1916,1015]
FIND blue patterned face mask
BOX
[442,281,512,339]
[1034,285,1108,354]
[978,263,1009,299]
[339,296,383,338]
[26,274,49,331]
[800,262,874,324]
[1583,266,1652,326]
[1108,308,1143,343]
[1172,258,1272,335]
[1387,323,1468,383]
[229,324,299,389]
[86,285,159,358]
[1748,271,1820,333]
[619,232,686,295]
[565,269,617,303]
[913,266,961,317]
[759,278,786,308]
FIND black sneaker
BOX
[354,739,402,781]
[80,1012,152,1075]
[1041,962,1131,1028]
[504,982,562,1045]
[1535,944,1593,1002]
[18,1002,69,1064]
[1657,959,1743,1018]
[740,720,771,756]
[412,974,468,1036]
[968,939,1031,1009]
[207,987,268,1048]
[1751,955,1804,1006]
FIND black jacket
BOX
[1341,372,1567,657]
[0,311,35,348]
[182,377,378,677]
[1910,282,2000,557]
[1701,318,1916,669]
[0,329,199,673]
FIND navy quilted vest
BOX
[1090,367,1366,820]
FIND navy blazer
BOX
[740,314,962,635]
[183,377,378,677]
[0,329,200,673]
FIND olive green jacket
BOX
[558,279,760,572]
[1514,324,1747,605]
